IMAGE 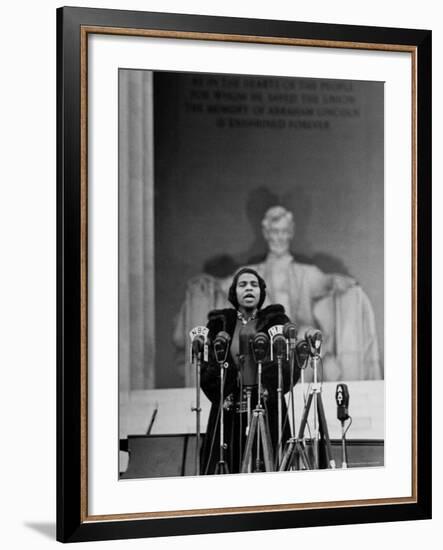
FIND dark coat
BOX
[200,305,300,474]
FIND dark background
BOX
[154,71,384,387]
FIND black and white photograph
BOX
[118,70,385,479]
[1,0,435,547]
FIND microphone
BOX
[251,332,269,363]
[189,326,209,362]
[305,328,323,355]
[336,383,350,422]
[268,325,286,361]
[213,331,231,364]
[272,333,288,361]
[336,383,350,469]
[283,322,298,350]
[295,339,310,369]
[192,335,205,360]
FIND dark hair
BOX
[228,267,267,310]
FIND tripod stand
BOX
[241,402,274,472]
[241,332,274,473]
[279,340,312,471]
[298,358,335,469]
[296,332,336,470]
[279,436,312,471]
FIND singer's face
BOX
[263,217,293,257]
[236,273,260,310]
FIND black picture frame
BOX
[57,6,432,543]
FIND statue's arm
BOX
[306,264,356,299]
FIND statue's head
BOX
[261,206,294,257]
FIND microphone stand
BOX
[194,353,202,476]
[336,383,351,468]
[256,359,263,472]
[271,333,287,469]
[300,357,306,406]
[312,353,320,468]
[213,358,229,475]
[296,339,336,470]
[241,333,274,473]
[241,358,274,472]
[189,327,208,476]
[283,323,298,441]
[340,420,349,468]
[280,339,313,472]
[288,346,296,438]
[276,352,284,467]
[190,340,205,476]
[245,385,253,473]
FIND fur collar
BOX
[207,304,287,337]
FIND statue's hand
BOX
[331,274,356,294]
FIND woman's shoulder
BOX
[258,304,289,326]
[207,308,234,321]
[207,308,237,333]
[260,303,285,316]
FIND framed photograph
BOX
[57,6,431,543]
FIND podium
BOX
[119,381,384,478]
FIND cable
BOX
[343,416,353,438]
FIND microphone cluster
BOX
[205,322,325,368]
[189,320,354,473]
